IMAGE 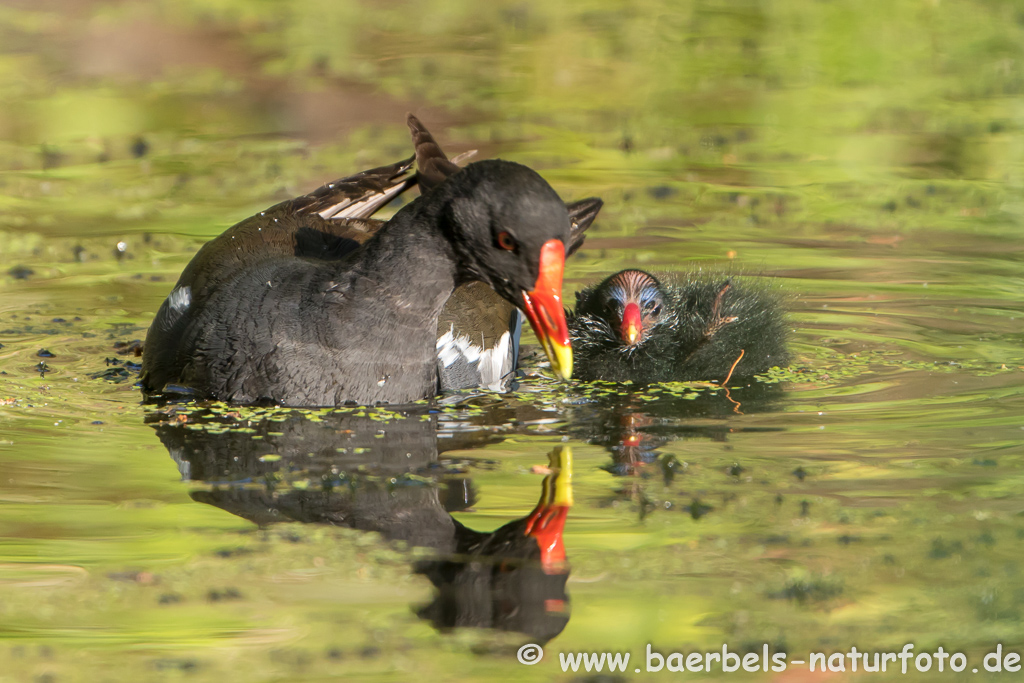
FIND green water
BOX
[2,0,1024,680]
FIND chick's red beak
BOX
[621,302,642,346]
[521,239,572,380]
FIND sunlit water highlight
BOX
[1,1,1024,680]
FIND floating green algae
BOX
[1,0,1024,680]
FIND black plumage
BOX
[142,116,601,403]
[142,159,577,406]
[411,115,602,392]
[569,269,791,384]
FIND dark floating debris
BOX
[688,499,714,520]
[36,349,55,358]
[206,588,242,602]
[768,576,844,604]
[647,185,678,200]
[91,367,131,382]
[91,356,142,383]
[660,454,681,484]
[131,137,149,159]
[113,340,144,356]
[8,265,34,280]
[929,538,964,559]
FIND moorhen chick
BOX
[569,269,790,384]
[142,163,580,407]
[142,116,602,402]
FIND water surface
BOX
[1,1,1024,680]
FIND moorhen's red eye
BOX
[496,231,517,251]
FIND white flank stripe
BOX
[436,324,489,370]
[436,327,461,368]
[477,331,510,391]
[167,286,191,313]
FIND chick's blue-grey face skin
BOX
[599,270,664,347]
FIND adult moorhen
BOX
[569,269,790,384]
[142,116,602,402]
[142,132,585,406]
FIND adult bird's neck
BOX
[346,195,461,323]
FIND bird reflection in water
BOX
[414,446,571,642]
[568,383,787,520]
[148,406,573,644]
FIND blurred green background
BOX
[1,0,1024,681]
